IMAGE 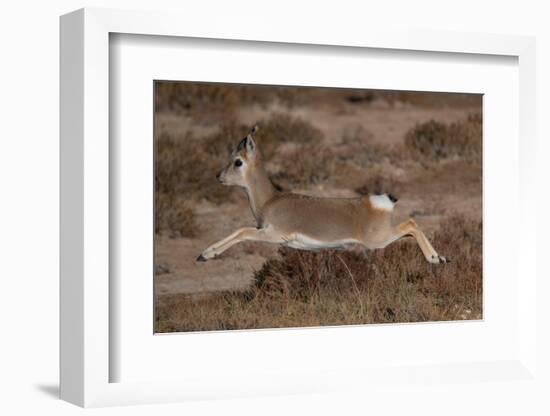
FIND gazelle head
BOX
[217,125,260,188]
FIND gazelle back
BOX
[198,126,447,264]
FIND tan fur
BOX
[199,126,447,264]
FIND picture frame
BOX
[60,7,537,408]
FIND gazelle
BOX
[197,126,448,264]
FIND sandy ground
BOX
[155,104,481,296]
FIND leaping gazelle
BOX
[197,126,448,264]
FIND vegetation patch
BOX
[255,113,324,159]
[155,214,482,332]
[354,173,402,197]
[155,192,199,238]
[404,113,482,161]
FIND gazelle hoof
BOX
[196,254,207,262]
[430,255,449,264]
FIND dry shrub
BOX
[155,192,198,238]
[275,89,481,110]
[155,123,249,204]
[155,82,237,121]
[384,91,481,109]
[155,82,346,122]
[155,113,323,202]
[199,122,251,156]
[255,113,324,158]
[256,113,327,187]
[154,81,333,114]
[273,87,352,109]
[155,214,482,332]
[405,114,482,161]
[338,126,403,167]
[265,123,403,189]
[155,82,273,122]
[253,248,369,302]
[155,82,481,126]
[271,144,336,187]
[154,124,247,236]
[354,173,402,197]
[252,213,482,320]
[405,119,447,160]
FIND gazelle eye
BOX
[234,159,243,167]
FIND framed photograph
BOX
[60,8,537,408]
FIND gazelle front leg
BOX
[392,219,448,264]
[197,226,283,261]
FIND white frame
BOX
[60,8,537,408]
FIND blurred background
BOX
[154,81,482,332]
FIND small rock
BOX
[155,264,171,275]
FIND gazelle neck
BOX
[244,164,276,223]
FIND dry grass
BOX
[155,214,482,332]
[267,125,401,189]
[155,192,199,238]
[155,82,482,120]
[354,173,403,197]
[337,126,404,168]
[154,126,239,237]
[380,91,481,109]
[255,113,323,158]
[155,131,232,206]
[155,82,272,123]
[271,144,337,187]
[405,113,482,162]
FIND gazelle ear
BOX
[236,137,247,152]
[245,125,259,155]
[235,136,255,157]
[245,134,256,156]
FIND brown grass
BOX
[354,173,403,197]
[404,113,482,161]
[337,126,405,168]
[155,82,482,121]
[155,123,248,204]
[155,82,272,123]
[272,144,337,187]
[155,192,199,238]
[255,113,323,158]
[155,214,482,332]
[154,126,239,237]
[267,125,402,189]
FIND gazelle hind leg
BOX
[392,219,448,264]
[197,226,284,261]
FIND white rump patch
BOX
[369,194,395,211]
